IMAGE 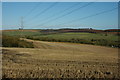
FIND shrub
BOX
[2,35,34,48]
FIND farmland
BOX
[2,1,119,79]
[3,29,120,48]
[2,39,119,78]
[2,29,119,79]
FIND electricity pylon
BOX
[19,17,24,30]
[19,17,24,38]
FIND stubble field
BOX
[2,39,119,78]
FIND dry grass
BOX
[2,39,119,78]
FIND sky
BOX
[2,2,118,30]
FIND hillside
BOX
[2,29,120,48]
[2,39,119,78]
[2,28,120,35]
[40,28,120,35]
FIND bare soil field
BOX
[2,39,119,78]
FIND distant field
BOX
[2,30,41,37]
[2,30,119,41]
[2,30,120,48]
[33,32,119,41]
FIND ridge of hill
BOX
[2,28,120,35]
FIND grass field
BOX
[3,30,120,48]
[32,32,119,41]
[3,30,119,41]
[3,30,41,37]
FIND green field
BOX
[3,30,119,41]
[3,31,41,37]
[32,32,118,41]
[3,30,120,48]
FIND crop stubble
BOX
[2,39,119,78]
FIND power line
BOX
[58,7,118,26]
[38,7,118,29]
[26,2,58,24]
[23,3,41,19]
[35,2,94,27]
[28,3,81,24]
